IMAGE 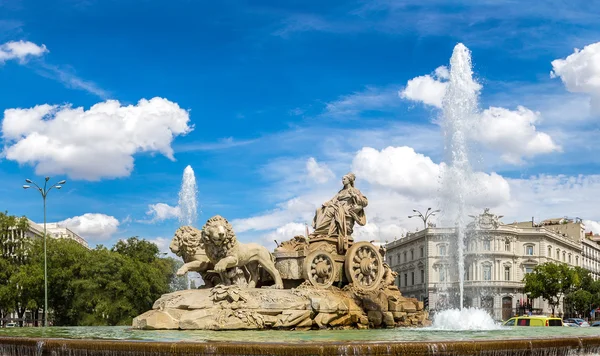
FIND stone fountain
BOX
[133,173,429,330]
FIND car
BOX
[591,321,600,327]
[502,316,563,327]
[564,318,590,327]
[564,322,580,327]
[4,322,17,328]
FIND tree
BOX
[565,290,593,317]
[112,237,160,263]
[523,262,577,315]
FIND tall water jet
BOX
[178,165,198,227]
[440,43,481,310]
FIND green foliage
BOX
[523,262,577,315]
[565,290,593,316]
[0,214,178,326]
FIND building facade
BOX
[385,209,584,321]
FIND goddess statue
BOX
[311,173,368,251]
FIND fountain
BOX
[178,165,198,227]
[2,45,600,355]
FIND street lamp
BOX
[23,176,66,327]
[408,207,441,229]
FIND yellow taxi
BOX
[502,315,563,327]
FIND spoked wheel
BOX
[303,250,336,288]
[345,241,383,291]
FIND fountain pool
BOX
[2,326,600,355]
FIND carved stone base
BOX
[133,285,428,330]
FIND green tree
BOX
[112,237,160,263]
[565,289,593,317]
[523,262,577,315]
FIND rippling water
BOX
[1,326,600,343]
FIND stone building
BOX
[582,232,600,281]
[385,209,583,321]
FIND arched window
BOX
[556,249,560,260]
[548,245,552,257]
[438,244,447,256]
[505,239,511,251]
[482,262,492,281]
[563,251,566,261]
[568,254,572,264]
[524,244,534,256]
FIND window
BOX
[421,269,425,283]
[505,319,515,326]
[518,319,530,326]
[525,245,534,256]
[439,245,447,256]
[483,265,492,281]
[576,256,579,266]
[404,273,408,286]
[410,250,414,261]
[525,267,533,274]
[505,266,510,281]
[505,239,510,252]
[563,251,566,261]
[483,240,491,251]
[411,272,415,285]
[440,268,446,282]
[569,254,572,264]
[465,269,469,281]
[557,249,560,260]
[420,247,424,258]
[403,252,407,262]
[548,246,552,257]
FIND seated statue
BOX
[311,173,368,251]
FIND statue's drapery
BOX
[312,186,368,239]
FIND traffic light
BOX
[423,296,429,309]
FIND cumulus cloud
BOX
[144,203,180,223]
[399,66,448,108]
[478,106,561,163]
[0,40,47,64]
[306,157,334,183]
[1,98,192,180]
[56,213,120,242]
[232,197,317,233]
[262,222,309,250]
[584,220,600,234]
[353,146,441,198]
[551,42,600,114]
[399,66,559,163]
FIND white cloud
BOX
[306,157,334,183]
[477,106,561,164]
[1,98,192,180]
[263,222,308,250]
[323,86,400,119]
[56,213,119,242]
[0,40,47,64]
[584,220,600,234]
[353,146,441,198]
[551,42,600,114]
[399,67,560,163]
[232,197,317,233]
[399,66,448,108]
[145,203,180,222]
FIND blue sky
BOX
[2,0,600,251]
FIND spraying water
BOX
[178,165,199,227]
[440,43,481,309]
[431,308,501,330]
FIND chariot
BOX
[273,235,384,292]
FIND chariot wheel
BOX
[303,250,337,288]
[344,241,383,291]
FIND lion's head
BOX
[170,225,203,258]
[201,215,237,261]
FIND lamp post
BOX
[23,176,66,327]
[408,207,441,229]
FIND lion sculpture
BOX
[201,215,284,289]
[170,226,221,287]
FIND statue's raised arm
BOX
[311,173,368,246]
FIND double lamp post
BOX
[23,176,66,327]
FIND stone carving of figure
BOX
[311,173,368,241]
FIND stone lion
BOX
[170,226,220,287]
[201,215,283,289]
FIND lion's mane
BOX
[201,215,238,262]
[173,225,203,258]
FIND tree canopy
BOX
[0,212,182,326]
